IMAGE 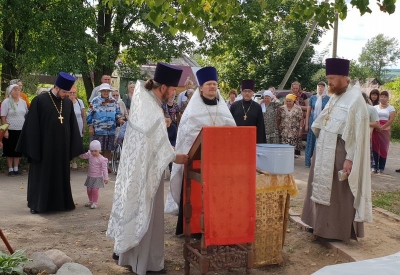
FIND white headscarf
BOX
[313,82,328,119]
[260,90,274,112]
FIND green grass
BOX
[372,191,400,215]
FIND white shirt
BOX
[1,98,28,130]
[73,99,85,137]
[374,105,395,121]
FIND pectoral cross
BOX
[58,115,64,124]
[324,115,329,126]
[244,115,247,120]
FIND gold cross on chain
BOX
[58,115,64,124]
[244,115,247,120]
[324,115,329,126]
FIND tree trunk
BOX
[82,72,94,102]
[92,0,118,89]
[1,26,17,91]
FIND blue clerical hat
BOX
[154,63,183,87]
[196,67,218,86]
[326,58,350,76]
[55,72,76,91]
[241,79,255,91]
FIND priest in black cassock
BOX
[16,72,84,214]
[230,80,266,143]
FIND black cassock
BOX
[230,99,266,143]
[16,91,84,213]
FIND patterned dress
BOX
[163,102,180,126]
[278,105,303,152]
[262,102,281,143]
[305,95,330,167]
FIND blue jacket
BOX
[87,96,121,136]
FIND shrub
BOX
[384,78,400,139]
[0,249,31,275]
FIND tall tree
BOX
[0,0,193,99]
[105,0,396,38]
[358,34,400,82]
[195,0,324,93]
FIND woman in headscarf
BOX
[1,84,28,176]
[69,85,86,169]
[304,81,330,167]
[277,93,303,157]
[259,90,281,143]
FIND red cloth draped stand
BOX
[183,127,256,275]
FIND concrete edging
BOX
[289,213,356,262]
[290,207,400,263]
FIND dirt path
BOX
[1,142,400,274]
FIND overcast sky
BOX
[315,1,400,68]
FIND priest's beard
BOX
[56,90,65,99]
[329,85,347,95]
[161,91,170,103]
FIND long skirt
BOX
[2,130,22,157]
[118,180,165,275]
[371,120,390,171]
[305,122,316,167]
[301,138,364,242]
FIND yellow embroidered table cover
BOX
[254,169,298,266]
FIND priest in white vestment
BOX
[106,63,189,275]
[164,66,236,235]
[301,58,372,242]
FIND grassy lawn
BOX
[372,191,400,215]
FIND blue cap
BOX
[196,67,218,86]
[154,63,183,87]
[55,72,76,91]
[326,58,350,76]
[241,79,255,91]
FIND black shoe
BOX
[112,253,119,261]
[396,169,400,173]
[30,209,38,214]
[14,170,22,176]
[8,171,15,177]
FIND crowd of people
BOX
[0,57,398,274]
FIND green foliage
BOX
[103,0,396,37]
[0,0,193,101]
[384,77,400,139]
[349,60,374,83]
[196,0,324,92]
[0,249,31,275]
[358,34,400,82]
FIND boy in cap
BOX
[301,58,372,242]
[16,72,84,214]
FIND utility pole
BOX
[332,13,339,58]
[278,0,330,90]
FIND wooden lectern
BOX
[183,126,256,275]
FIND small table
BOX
[253,169,298,267]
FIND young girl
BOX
[80,140,109,209]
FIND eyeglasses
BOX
[112,94,119,97]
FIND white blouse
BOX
[1,98,28,130]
